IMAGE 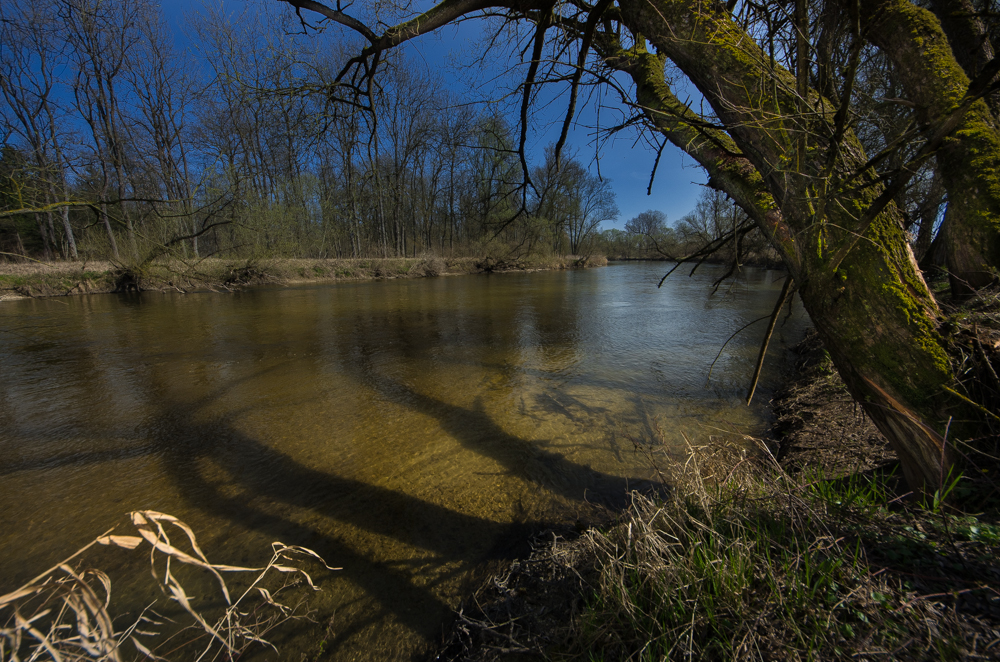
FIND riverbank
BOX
[432,323,1000,661]
[0,254,606,300]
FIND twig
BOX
[746,275,795,404]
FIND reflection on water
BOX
[0,262,806,659]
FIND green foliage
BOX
[806,467,894,513]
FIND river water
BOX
[0,262,806,660]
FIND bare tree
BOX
[0,0,78,259]
[624,209,670,257]
[64,0,153,260]
[123,2,200,256]
[532,146,617,254]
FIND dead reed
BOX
[570,434,1000,661]
[0,511,337,661]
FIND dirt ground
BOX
[771,329,897,476]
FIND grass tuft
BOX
[438,432,1000,662]
[568,438,1000,662]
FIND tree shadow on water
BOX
[144,401,542,658]
[341,352,661,510]
[139,365,664,657]
[3,356,665,659]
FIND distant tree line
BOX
[0,0,617,264]
[597,189,781,266]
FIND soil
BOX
[772,329,897,477]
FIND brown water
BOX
[0,262,806,660]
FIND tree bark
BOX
[929,0,998,115]
[913,169,945,262]
[857,0,1000,294]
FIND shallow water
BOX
[0,262,806,660]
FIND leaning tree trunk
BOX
[610,0,966,493]
[929,0,999,117]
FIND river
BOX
[0,262,807,660]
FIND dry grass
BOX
[0,261,116,276]
[438,427,1000,662]
[0,511,337,661]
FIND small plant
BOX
[805,466,893,513]
[0,511,337,661]
[924,466,965,514]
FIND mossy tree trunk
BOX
[605,0,961,492]
[929,0,998,114]
[856,0,1000,295]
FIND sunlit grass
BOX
[564,443,1000,661]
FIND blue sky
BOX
[397,17,709,230]
[165,0,707,230]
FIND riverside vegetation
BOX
[0,254,607,300]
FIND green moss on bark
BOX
[610,0,962,489]
[859,0,1000,289]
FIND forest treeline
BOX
[604,191,781,265]
[0,0,804,270]
[0,0,634,264]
